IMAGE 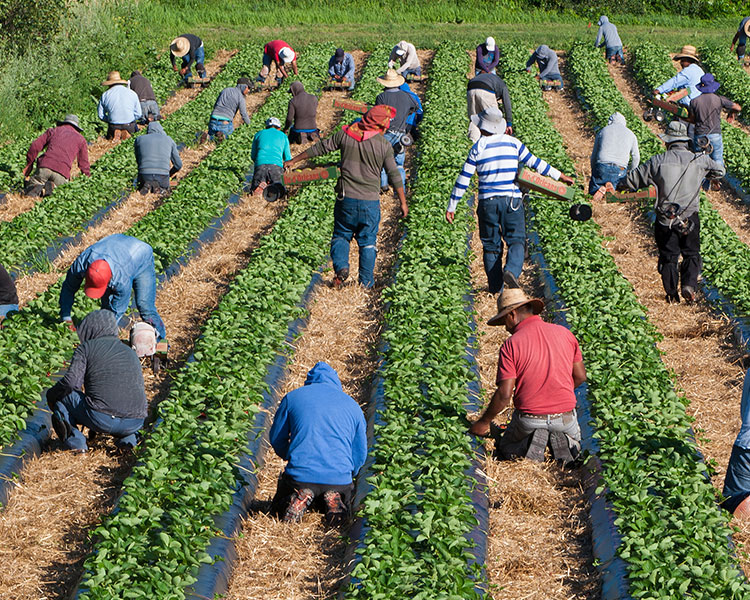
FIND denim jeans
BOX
[55,390,144,451]
[138,173,170,194]
[723,444,750,513]
[403,66,421,77]
[139,100,161,122]
[695,132,724,166]
[496,409,581,460]
[542,73,564,89]
[380,131,406,190]
[182,46,205,77]
[0,303,18,317]
[331,197,380,288]
[477,195,526,293]
[588,162,627,195]
[208,117,235,140]
[606,46,624,61]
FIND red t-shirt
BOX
[264,40,295,63]
[496,315,582,415]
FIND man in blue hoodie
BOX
[134,121,182,195]
[595,16,623,64]
[269,362,367,526]
[526,45,563,90]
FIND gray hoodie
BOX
[133,121,182,176]
[591,112,640,170]
[595,16,622,50]
[526,45,560,80]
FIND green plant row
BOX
[699,43,750,121]
[0,43,335,453]
[552,41,750,598]
[343,43,483,599]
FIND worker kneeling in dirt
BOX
[589,112,639,195]
[329,47,356,90]
[134,121,182,195]
[170,34,207,80]
[46,310,147,453]
[59,234,167,341]
[269,362,366,525]
[98,71,142,141]
[594,16,623,64]
[526,45,563,89]
[251,117,291,196]
[617,120,724,304]
[0,263,19,323]
[258,40,298,84]
[285,81,320,144]
[722,369,750,518]
[469,287,586,465]
[205,78,252,142]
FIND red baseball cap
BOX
[84,259,112,299]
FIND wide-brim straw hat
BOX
[470,107,507,135]
[58,113,83,131]
[102,71,127,86]
[377,68,405,88]
[745,20,750,37]
[487,288,544,326]
[673,45,700,63]
[170,36,190,57]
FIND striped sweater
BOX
[447,134,562,212]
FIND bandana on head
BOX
[343,104,396,141]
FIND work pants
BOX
[694,132,724,167]
[496,409,581,460]
[331,197,380,288]
[477,195,525,294]
[181,46,206,77]
[271,472,354,517]
[723,444,750,513]
[207,117,234,140]
[138,173,170,195]
[542,73,564,89]
[139,100,161,122]
[27,167,67,194]
[606,46,624,62]
[288,128,320,144]
[54,390,144,452]
[654,213,701,297]
[380,131,406,191]
[588,162,627,195]
[0,303,18,317]
[106,122,136,140]
[251,164,284,191]
[467,88,499,143]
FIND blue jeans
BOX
[588,162,627,195]
[331,198,380,288]
[182,46,205,77]
[543,73,564,89]
[477,195,526,293]
[0,303,18,317]
[723,444,750,513]
[475,68,497,75]
[380,131,406,190]
[55,390,144,451]
[404,66,421,77]
[606,46,624,61]
[139,100,161,122]
[208,117,234,140]
[695,132,724,166]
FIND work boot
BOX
[665,293,680,304]
[681,286,696,304]
[214,131,225,143]
[503,271,520,289]
[525,429,548,462]
[282,488,314,523]
[332,268,349,289]
[120,130,131,141]
[51,410,72,443]
[322,490,348,527]
[549,431,574,465]
[198,131,208,145]
[24,183,44,198]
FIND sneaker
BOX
[322,490,347,527]
[51,410,72,442]
[333,268,349,289]
[681,286,696,303]
[502,271,520,289]
[549,431,574,465]
[282,488,314,523]
[525,429,548,462]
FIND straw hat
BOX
[745,20,750,37]
[673,45,700,63]
[102,71,127,86]
[377,68,405,88]
[170,36,190,57]
[487,288,544,326]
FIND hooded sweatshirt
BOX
[134,121,182,176]
[526,45,560,80]
[590,112,640,170]
[47,310,147,418]
[269,362,367,485]
[129,71,156,102]
[595,16,622,50]
[285,81,318,131]
[211,85,251,124]
[0,263,18,305]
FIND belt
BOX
[210,115,231,122]
[519,410,574,419]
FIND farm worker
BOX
[399,81,423,133]
[133,121,182,195]
[269,362,366,525]
[23,114,90,198]
[285,81,320,145]
[470,287,586,464]
[617,120,724,304]
[588,112,640,195]
[129,70,160,122]
[475,36,499,75]
[652,45,704,107]
[526,45,563,89]
[446,108,574,294]
[258,40,298,83]
[730,17,750,62]
[284,104,407,288]
[690,73,741,169]
[375,69,419,192]
[0,263,19,321]
[97,71,142,141]
[467,71,513,143]
[594,16,623,64]
[388,41,421,77]
[206,78,251,142]
[329,47,356,90]
[722,369,750,518]
[250,117,291,195]
[59,234,167,340]
[170,34,206,79]
[46,310,147,453]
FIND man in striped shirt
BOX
[446,108,573,294]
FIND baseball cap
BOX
[266,116,282,128]
[84,259,112,299]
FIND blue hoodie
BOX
[595,16,622,50]
[269,362,367,485]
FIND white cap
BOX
[266,116,282,128]
[486,37,496,51]
[279,47,295,63]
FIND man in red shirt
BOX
[258,40,298,84]
[469,287,586,463]
[23,114,90,197]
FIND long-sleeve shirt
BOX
[170,33,203,68]
[285,81,318,131]
[305,129,402,200]
[467,73,513,126]
[97,84,142,125]
[0,263,18,306]
[595,16,622,49]
[691,92,736,135]
[389,42,420,75]
[26,124,90,179]
[448,133,562,211]
[251,128,291,167]
[475,43,499,73]
[590,112,639,170]
[656,63,705,106]
[738,17,750,45]
[375,88,419,132]
[134,122,182,176]
[211,85,250,124]
[328,52,355,81]
[526,45,560,80]
[128,72,156,102]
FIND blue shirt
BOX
[738,17,749,44]
[251,127,291,167]
[269,362,367,485]
[656,63,705,106]
[328,52,355,80]
[97,84,142,125]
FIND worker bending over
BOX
[388,41,421,77]
[475,37,499,75]
[251,117,291,196]
[471,287,586,465]
[0,263,18,322]
[589,112,639,195]
[722,369,750,518]
[170,34,206,80]
[467,70,513,142]
[690,73,741,173]
[60,234,167,340]
[285,105,407,289]
[206,78,251,142]
[653,45,704,107]
[730,17,750,62]
[47,310,147,453]
[259,40,298,84]
[285,81,319,144]
[594,16,623,63]
[23,114,90,197]
[269,362,366,525]
[134,121,182,195]
[446,108,574,294]
[98,71,142,141]
[526,45,563,89]
[329,48,356,90]
[129,70,160,122]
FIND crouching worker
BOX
[134,121,182,195]
[469,287,586,464]
[723,369,750,518]
[46,310,147,453]
[269,362,366,526]
[251,117,291,196]
[0,263,19,323]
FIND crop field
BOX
[5,3,750,598]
